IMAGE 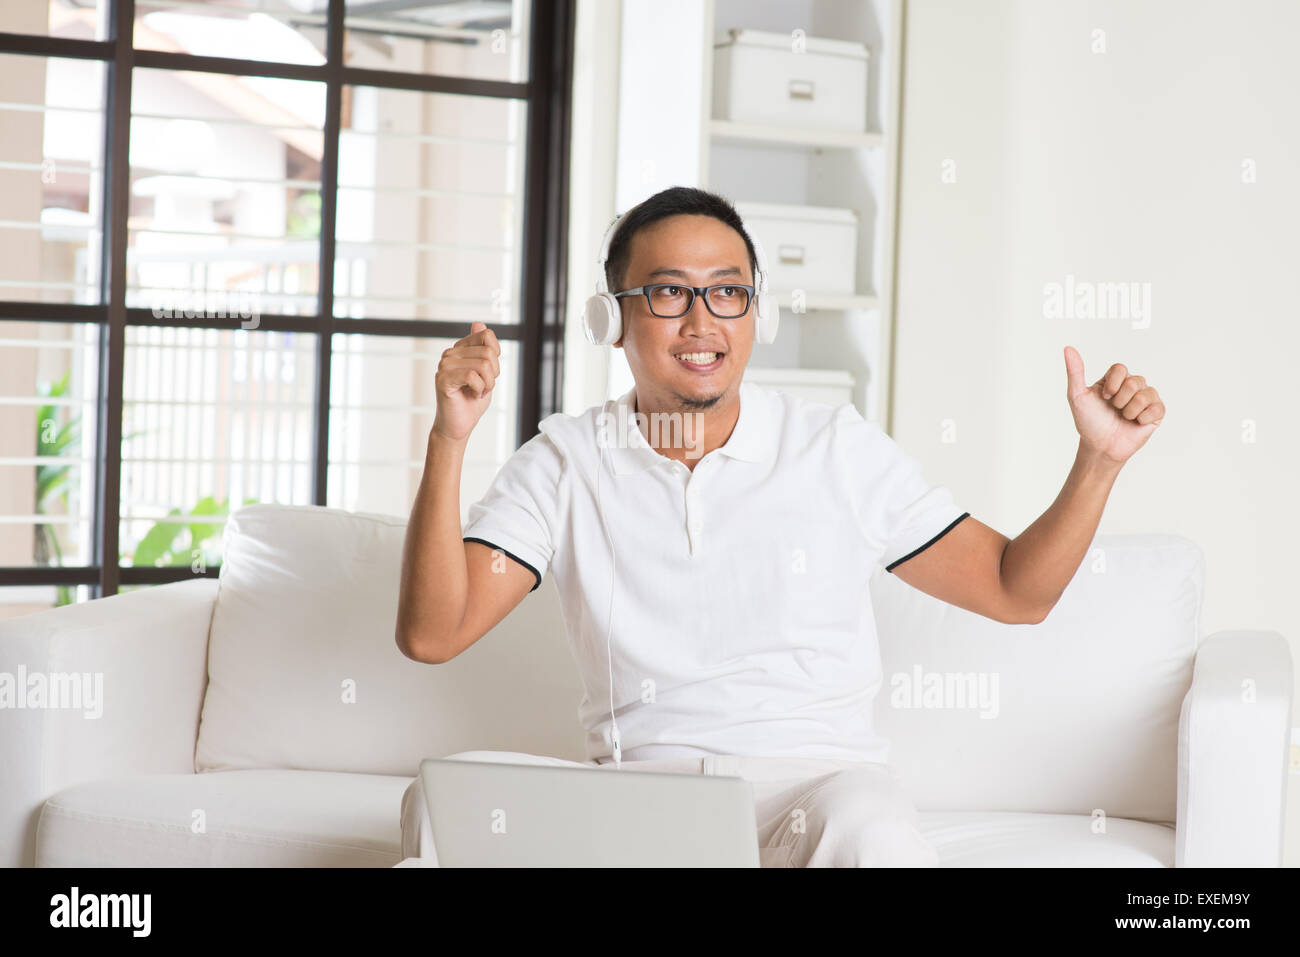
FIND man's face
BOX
[613,214,755,411]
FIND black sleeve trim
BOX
[464,536,543,592]
[884,512,971,573]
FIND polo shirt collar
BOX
[604,380,775,475]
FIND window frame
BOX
[0,0,573,597]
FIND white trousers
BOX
[400,750,940,868]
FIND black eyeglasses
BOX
[614,283,755,319]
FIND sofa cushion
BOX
[870,533,1203,821]
[195,504,586,776]
[35,770,410,867]
[34,771,1172,868]
[921,811,1173,867]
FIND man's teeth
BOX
[676,352,719,364]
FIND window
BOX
[0,0,572,609]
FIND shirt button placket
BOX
[685,475,704,554]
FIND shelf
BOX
[710,119,883,150]
[772,290,879,312]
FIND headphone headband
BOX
[594,217,616,294]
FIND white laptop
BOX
[420,758,760,867]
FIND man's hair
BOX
[603,186,758,293]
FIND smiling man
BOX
[394,186,1166,867]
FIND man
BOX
[394,186,1166,867]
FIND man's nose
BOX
[679,290,717,332]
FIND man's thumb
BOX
[1063,345,1086,395]
[470,320,487,334]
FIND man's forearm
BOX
[1000,440,1124,621]
[396,433,470,658]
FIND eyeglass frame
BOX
[613,283,756,319]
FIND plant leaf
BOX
[186,495,227,555]
[131,509,184,567]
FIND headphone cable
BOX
[597,400,621,768]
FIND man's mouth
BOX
[674,351,724,371]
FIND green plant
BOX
[34,372,253,602]
[287,189,320,239]
[35,371,80,605]
[130,494,258,569]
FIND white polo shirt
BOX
[461,380,969,765]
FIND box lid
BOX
[714,28,869,61]
[734,200,859,225]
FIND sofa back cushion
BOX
[195,504,586,776]
[869,534,1203,821]
[198,507,1203,823]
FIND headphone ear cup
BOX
[754,292,780,344]
[583,293,622,346]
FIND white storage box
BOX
[712,29,869,133]
[743,367,856,408]
[735,201,858,295]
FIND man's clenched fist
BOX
[432,321,501,442]
[1063,345,1164,466]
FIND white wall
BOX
[895,0,1300,859]
[603,0,716,403]
[562,0,622,415]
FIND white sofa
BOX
[1,503,1291,867]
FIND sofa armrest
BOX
[0,578,218,867]
[1176,630,1293,867]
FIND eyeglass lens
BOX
[648,284,750,318]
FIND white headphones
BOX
[581,210,781,347]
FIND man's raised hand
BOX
[432,321,501,442]
[1063,344,1165,466]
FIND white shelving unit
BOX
[701,0,905,425]
[606,0,904,425]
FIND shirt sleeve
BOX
[460,428,565,593]
[831,404,970,574]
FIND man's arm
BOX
[889,347,1165,625]
[395,321,535,664]
[891,443,1121,624]
[396,433,536,663]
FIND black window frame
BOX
[0,0,573,598]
